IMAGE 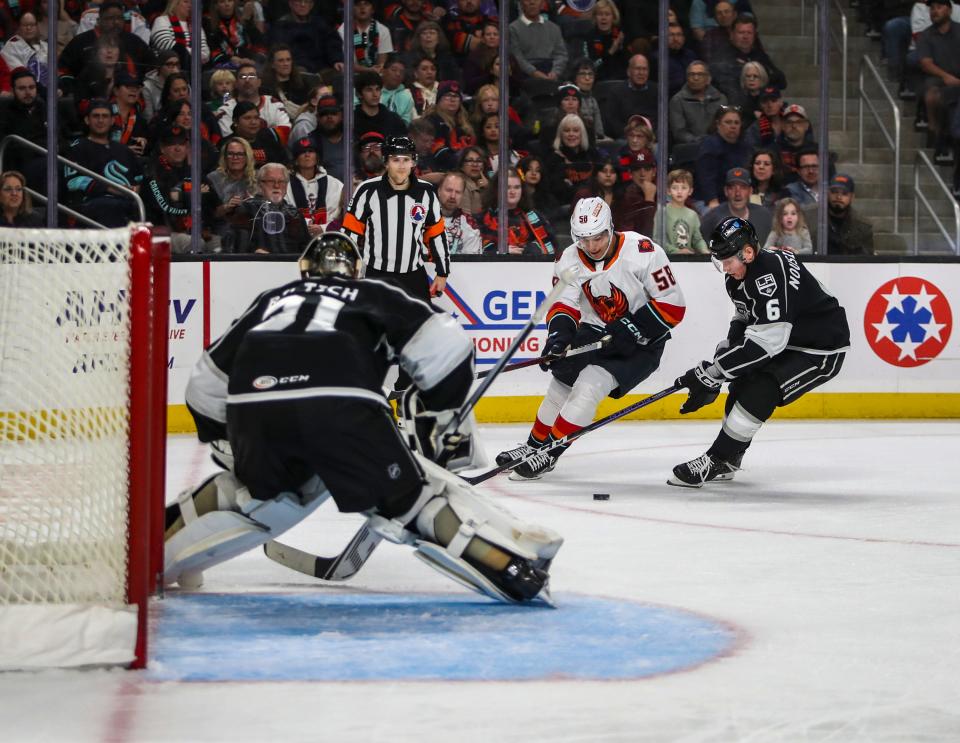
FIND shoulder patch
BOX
[637,238,655,253]
[755,273,778,297]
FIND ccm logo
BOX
[252,374,310,390]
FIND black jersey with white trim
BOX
[185,276,472,439]
[713,248,850,380]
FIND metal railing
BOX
[811,0,849,129]
[858,55,901,233]
[0,134,146,227]
[913,151,960,255]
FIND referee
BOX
[341,136,449,301]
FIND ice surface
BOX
[2,420,959,742]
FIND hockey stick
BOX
[475,336,610,379]
[263,272,575,582]
[461,383,682,486]
[441,268,577,438]
[263,521,382,582]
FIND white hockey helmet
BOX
[570,197,614,256]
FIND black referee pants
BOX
[364,265,433,389]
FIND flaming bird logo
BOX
[582,279,629,323]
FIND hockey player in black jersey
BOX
[166,232,562,603]
[669,216,850,487]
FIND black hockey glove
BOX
[602,315,650,357]
[539,331,570,371]
[676,361,723,414]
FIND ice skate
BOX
[668,453,739,488]
[509,449,557,480]
[496,441,536,466]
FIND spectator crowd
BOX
[0,0,873,255]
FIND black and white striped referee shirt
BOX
[342,174,450,276]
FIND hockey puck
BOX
[592,493,610,501]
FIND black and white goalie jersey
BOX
[185,276,473,441]
[714,248,850,380]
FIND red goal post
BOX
[0,224,169,670]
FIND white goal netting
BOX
[0,227,144,668]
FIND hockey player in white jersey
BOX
[497,197,686,479]
[165,232,562,603]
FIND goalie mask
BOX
[299,232,364,279]
[570,197,614,260]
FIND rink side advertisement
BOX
[164,259,960,431]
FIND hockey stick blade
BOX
[264,522,383,582]
[462,383,682,486]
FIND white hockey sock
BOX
[556,365,617,429]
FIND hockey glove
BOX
[676,361,723,414]
[539,331,571,371]
[602,315,650,357]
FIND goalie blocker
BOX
[166,232,561,602]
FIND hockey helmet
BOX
[570,197,614,255]
[709,216,759,260]
[299,231,364,279]
[383,135,418,162]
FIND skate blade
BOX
[667,475,703,488]
[508,470,546,481]
[414,541,518,604]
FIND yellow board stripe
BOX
[164,393,960,433]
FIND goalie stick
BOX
[263,521,382,581]
[461,383,682,486]
[264,271,577,583]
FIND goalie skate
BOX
[414,541,555,607]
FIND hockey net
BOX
[0,225,169,670]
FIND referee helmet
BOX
[383,135,418,162]
[299,232,365,279]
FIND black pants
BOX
[364,265,433,389]
[550,324,666,399]
[710,350,846,461]
[228,397,424,517]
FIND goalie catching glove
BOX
[676,361,723,414]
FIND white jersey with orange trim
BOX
[547,231,686,340]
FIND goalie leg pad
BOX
[164,472,331,587]
[558,364,618,428]
[414,456,564,564]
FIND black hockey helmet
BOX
[709,216,759,259]
[299,231,364,279]
[383,135,418,162]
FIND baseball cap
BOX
[758,85,782,101]
[782,103,808,120]
[358,130,385,149]
[725,167,751,186]
[625,114,653,131]
[317,94,341,113]
[557,83,582,101]
[158,123,189,145]
[829,173,855,193]
[115,70,141,88]
[437,80,463,100]
[86,98,112,115]
[232,100,259,121]
[291,137,317,156]
[629,148,656,169]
